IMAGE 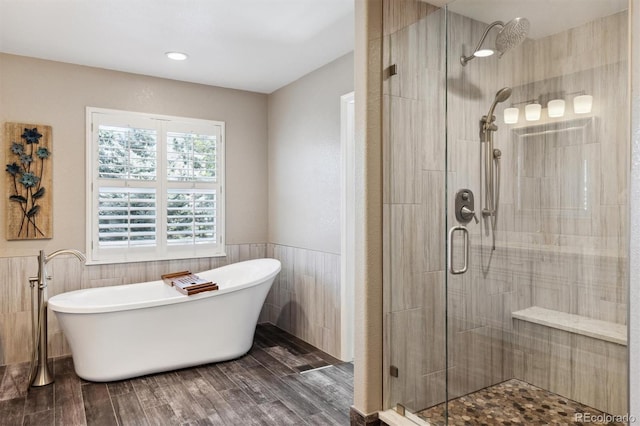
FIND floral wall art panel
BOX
[5,123,52,240]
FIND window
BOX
[86,108,225,264]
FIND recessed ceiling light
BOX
[166,51,188,61]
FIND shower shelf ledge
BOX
[512,306,627,346]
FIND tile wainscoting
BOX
[0,243,342,368]
[0,244,267,366]
[261,244,342,360]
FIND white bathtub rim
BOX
[49,258,280,314]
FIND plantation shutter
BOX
[98,187,157,246]
[88,109,225,264]
[166,189,217,245]
[165,123,221,246]
[96,122,158,248]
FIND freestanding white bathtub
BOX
[48,258,280,382]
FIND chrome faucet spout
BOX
[45,249,86,264]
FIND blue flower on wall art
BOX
[5,124,53,239]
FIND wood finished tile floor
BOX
[417,379,624,426]
[0,323,353,426]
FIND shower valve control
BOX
[461,206,479,224]
[455,189,478,224]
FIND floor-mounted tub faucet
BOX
[29,249,86,387]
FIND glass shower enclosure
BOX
[383,0,629,424]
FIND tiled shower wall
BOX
[383,0,628,416]
[0,243,342,367]
[448,7,628,415]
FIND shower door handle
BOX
[448,225,469,275]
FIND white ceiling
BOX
[0,0,628,94]
[0,0,355,94]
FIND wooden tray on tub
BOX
[161,271,218,295]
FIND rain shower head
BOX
[460,17,530,66]
[495,17,530,57]
[486,87,512,120]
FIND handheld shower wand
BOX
[485,87,512,122]
[480,88,511,250]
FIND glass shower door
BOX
[382,1,448,423]
[441,1,630,424]
[383,1,628,424]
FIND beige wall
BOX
[263,52,354,359]
[267,52,354,255]
[0,53,268,257]
[352,0,384,416]
[629,0,640,419]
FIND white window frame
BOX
[86,107,225,264]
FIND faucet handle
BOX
[28,276,52,285]
[460,206,479,224]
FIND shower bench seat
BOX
[512,306,627,346]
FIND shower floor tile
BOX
[417,379,624,426]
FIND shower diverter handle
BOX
[460,206,479,224]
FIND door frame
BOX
[340,91,355,361]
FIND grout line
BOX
[131,381,150,426]
[51,378,56,425]
[106,383,122,426]
[19,394,28,426]
[299,365,333,374]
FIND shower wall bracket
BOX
[390,365,399,377]
[385,64,398,80]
